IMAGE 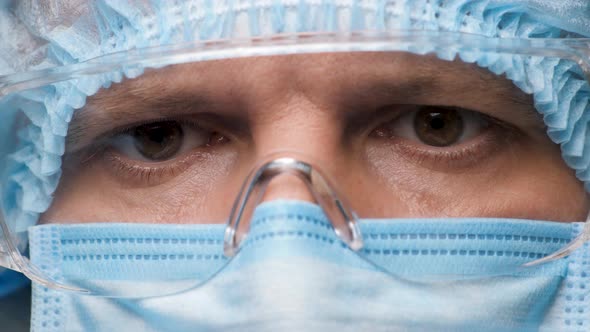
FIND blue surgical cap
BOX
[0,0,589,245]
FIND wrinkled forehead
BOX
[92,52,518,91]
[87,52,534,111]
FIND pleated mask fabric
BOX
[27,200,590,332]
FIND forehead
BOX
[91,52,525,104]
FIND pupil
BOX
[148,128,167,144]
[414,108,463,147]
[429,115,445,130]
[133,121,184,161]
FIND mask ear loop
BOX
[523,209,590,267]
[224,156,363,257]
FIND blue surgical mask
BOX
[28,200,590,332]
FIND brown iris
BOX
[133,121,184,160]
[414,107,464,147]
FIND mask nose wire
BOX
[223,156,363,257]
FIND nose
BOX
[249,95,341,206]
[224,94,363,256]
[260,172,316,203]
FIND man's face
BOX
[41,52,588,224]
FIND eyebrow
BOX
[339,61,541,132]
[67,85,212,151]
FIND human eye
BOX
[77,118,229,186]
[369,105,515,170]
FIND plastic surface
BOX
[1,45,590,294]
[225,154,362,257]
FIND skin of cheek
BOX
[363,140,589,221]
[473,142,589,221]
[40,151,238,224]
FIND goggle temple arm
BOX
[0,219,21,273]
[523,209,590,267]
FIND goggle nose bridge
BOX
[223,156,363,257]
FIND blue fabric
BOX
[28,200,590,331]
[2,0,590,295]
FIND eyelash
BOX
[393,132,503,169]
[81,117,226,186]
[99,117,201,143]
[103,150,201,186]
[78,106,519,185]
[369,107,520,169]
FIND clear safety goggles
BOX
[1,31,590,297]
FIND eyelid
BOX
[366,104,523,136]
[107,121,212,162]
[74,118,233,187]
[67,89,244,151]
[387,107,490,147]
[345,104,412,140]
[66,113,247,155]
[102,148,213,187]
[71,117,199,155]
[367,105,521,171]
